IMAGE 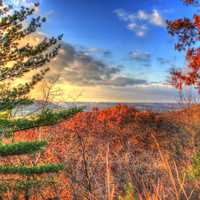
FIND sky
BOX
[4,0,197,102]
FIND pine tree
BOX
[0,2,64,199]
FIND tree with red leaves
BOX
[167,0,200,92]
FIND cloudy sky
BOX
[5,0,196,102]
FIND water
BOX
[12,101,185,117]
[61,102,183,112]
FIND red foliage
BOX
[2,105,184,199]
[66,104,137,132]
[167,0,200,92]
[13,105,174,155]
[184,0,199,4]
[12,105,175,162]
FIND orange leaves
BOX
[66,104,137,137]
[5,105,175,199]
[96,104,134,124]
[184,0,199,5]
[170,69,183,90]
[170,47,200,91]
[8,105,163,163]
[167,2,200,93]
[194,15,200,35]
[135,111,156,124]
[64,104,161,145]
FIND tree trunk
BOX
[11,193,19,200]
[24,190,30,200]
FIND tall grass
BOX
[117,135,196,200]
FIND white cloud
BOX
[137,10,148,20]
[79,47,112,57]
[114,8,166,37]
[54,43,147,87]
[129,51,151,62]
[139,82,172,88]
[136,9,166,27]
[21,33,145,87]
[127,23,148,37]
[150,9,166,27]
[114,9,129,21]
[23,36,145,87]
[127,23,137,30]
[18,33,183,103]
[4,0,34,7]
[92,82,179,103]
[137,31,145,37]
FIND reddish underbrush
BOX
[2,104,197,199]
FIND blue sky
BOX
[40,0,194,81]
[5,0,197,102]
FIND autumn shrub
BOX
[61,105,197,199]
[54,106,193,198]
[7,104,198,199]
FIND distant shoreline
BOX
[12,101,191,117]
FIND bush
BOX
[118,183,137,200]
[188,152,200,179]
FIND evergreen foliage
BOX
[0,107,83,136]
[0,141,47,156]
[0,164,64,175]
[0,2,62,111]
[0,177,58,194]
[0,2,64,198]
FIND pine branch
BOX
[0,140,48,156]
[0,2,63,104]
[0,43,61,81]
[0,176,58,193]
[0,164,64,175]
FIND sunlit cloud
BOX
[31,81,179,103]
[15,33,182,102]
[20,33,147,88]
[114,8,166,37]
